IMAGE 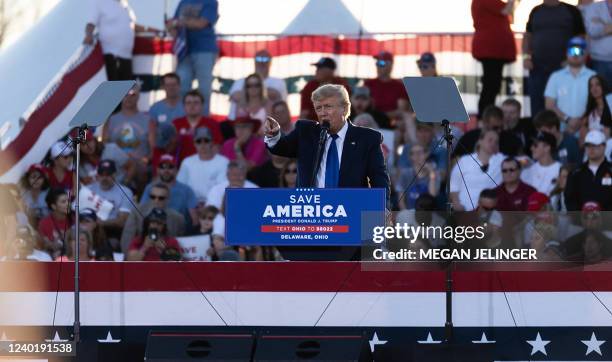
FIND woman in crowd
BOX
[20,164,50,227]
[581,75,612,140]
[397,144,440,210]
[199,206,219,236]
[79,130,102,185]
[232,73,271,124]
[197,205,221,261]
[220,117,268,170]
[37,188,72,259]
[586,75,612,131]
[471,0,517,117]
[450,129,504,211]
[550,165,572,212]
[78,208,114,261]
[279,159,298,188]
[56,228,95,262]
[46,140,74,193]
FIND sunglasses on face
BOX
[502,168,518,174]
[418,63,432,70]
[150,195,167,201]
[195,138,211,145]
[585,143,604,148]
[567,46,584,57]
[255,56,271,63]
[375,60,389,67]
[159,164,175,170]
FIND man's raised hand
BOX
[263,116,280,137]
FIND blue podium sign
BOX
[225,188,385,246]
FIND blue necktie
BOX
[325,134,339,188]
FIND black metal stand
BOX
[413,121,494,362]
[71,124,88,344]
[442,119,454,343]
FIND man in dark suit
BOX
[263,84,390,201]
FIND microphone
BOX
[321,120,331,132]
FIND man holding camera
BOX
[126,208,181,261]
[120,183,185,254]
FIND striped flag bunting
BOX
[133,33,529,119]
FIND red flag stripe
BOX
[0,44,105,175]
[133,34,524,58]
[1,261,611,292]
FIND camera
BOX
[148,230,159,242]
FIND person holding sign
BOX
[263,84,390,201]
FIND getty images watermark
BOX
[369,223,537,261]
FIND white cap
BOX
[585,130,606,146]
[50,141,73,159]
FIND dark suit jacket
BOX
[267,120,390,201]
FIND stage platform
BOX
[0,261,611,360]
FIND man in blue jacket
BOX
[263,84,390,202]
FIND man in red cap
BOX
[299,57,350,120]
[364,51,409,115]
[220,117,268,169]
[141,154,198,229]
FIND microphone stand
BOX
[309,121,330,187]
[71,123,88,344]
[442,119,454,343]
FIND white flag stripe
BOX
[1,291,610,327]
[131,52,524,82]
[198,52,524,80]
[132,54,177,76]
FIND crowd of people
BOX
[1,0,612,264]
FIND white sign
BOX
[177,235,211,261]
[78,185,114,221]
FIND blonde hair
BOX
[66,228,94,259]
[242,73,267,103]
[311,84,351,118]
